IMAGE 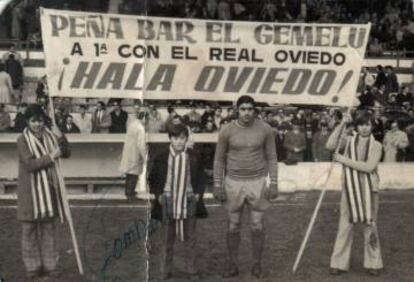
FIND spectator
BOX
[0,64,13,104]
[109,101,128,133]
[36,75,48,102]
[275,125,287,161]
[374,65,387,89]
[396,85,413,109]
[283,122,306,163]
[405,121,414,161]
[54,107,65,131]
[358,87,375,109]
[5,54,24,104]
[201,104,214,128]
[164,105,176,132]
[213,106,223,130]
[384,65,399,95]
[185,103,202,132]
[0,103,11,132]
[312,122,331,162]
[217,0,232,20]
[14,103,27,132]
[203,119,217,133]
[358,67,375,92]
[383,120,409,162]
[206,0,218,18]
[74,105,92,133]
[147,105,164,133]
[62,114,80,134]
[368,37,385,56]
[2,44,23,64]
[372,109,385,142]
[91,101,112,133]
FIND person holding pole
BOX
[327,110,384,276]
[213,95,278,279]
[17,104,70,281]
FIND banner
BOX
[40,8,370,106]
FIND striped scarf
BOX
[169,146,189,242]
[343,134,374,224]
[23,127,66,222]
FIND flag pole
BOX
[48,98,84,275]
[292,103,354,273]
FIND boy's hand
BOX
[265,183,278,200]
[213,184,227,202]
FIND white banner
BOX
[40,8,370,106]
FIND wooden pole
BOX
[49,98,84,275]
[292,106,353,273]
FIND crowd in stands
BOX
[1,91,414,164]
[0,0,414,55]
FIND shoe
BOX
[251,263,264,279]
[366,269,381,276]
[222,264,239,278]
[329,268,346,275]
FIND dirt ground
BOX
[1,190,414,282]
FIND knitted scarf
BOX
[343,133,374,224]
[23,127,65,222]
[169,146,189,241]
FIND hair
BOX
[0,103,4,109]
[24,104,47,121]
[376,65,383,71]
[66,114,73,120]
[79,104,87,110]
[167,105,175,114]
[137,111,149,120]
[353,110,374,127]
[236,95,255,108]
[97,101,106,109]
[168,123,189,139]
[8,54,15,60]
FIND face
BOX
[390,122,398,132]
[215,108,222,116]
[67,117,73,124]
[170,133,188,152]
[357,122,372,137]
[97,103,102,110]
[238,102,255,124]
[28,117,45,134]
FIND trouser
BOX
[125,173,138,198]
[21,220,58,273]
[162,217,197,275]
[330,191,383,270]
[224,176,270,267]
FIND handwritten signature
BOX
[99,218,161,281]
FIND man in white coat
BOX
[119,106,148,200]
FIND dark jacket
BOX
[17,133,70,221]
[110,110,128,133]
[62,123,81,134]
[148,147,206,197]
[14,112,26,132]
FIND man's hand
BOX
[51,124,63,138]
[213,184,227,202]
[333,153,346,164]
[50,146,62,160]
[265,183,278,200]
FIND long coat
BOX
[17,133,70,221]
